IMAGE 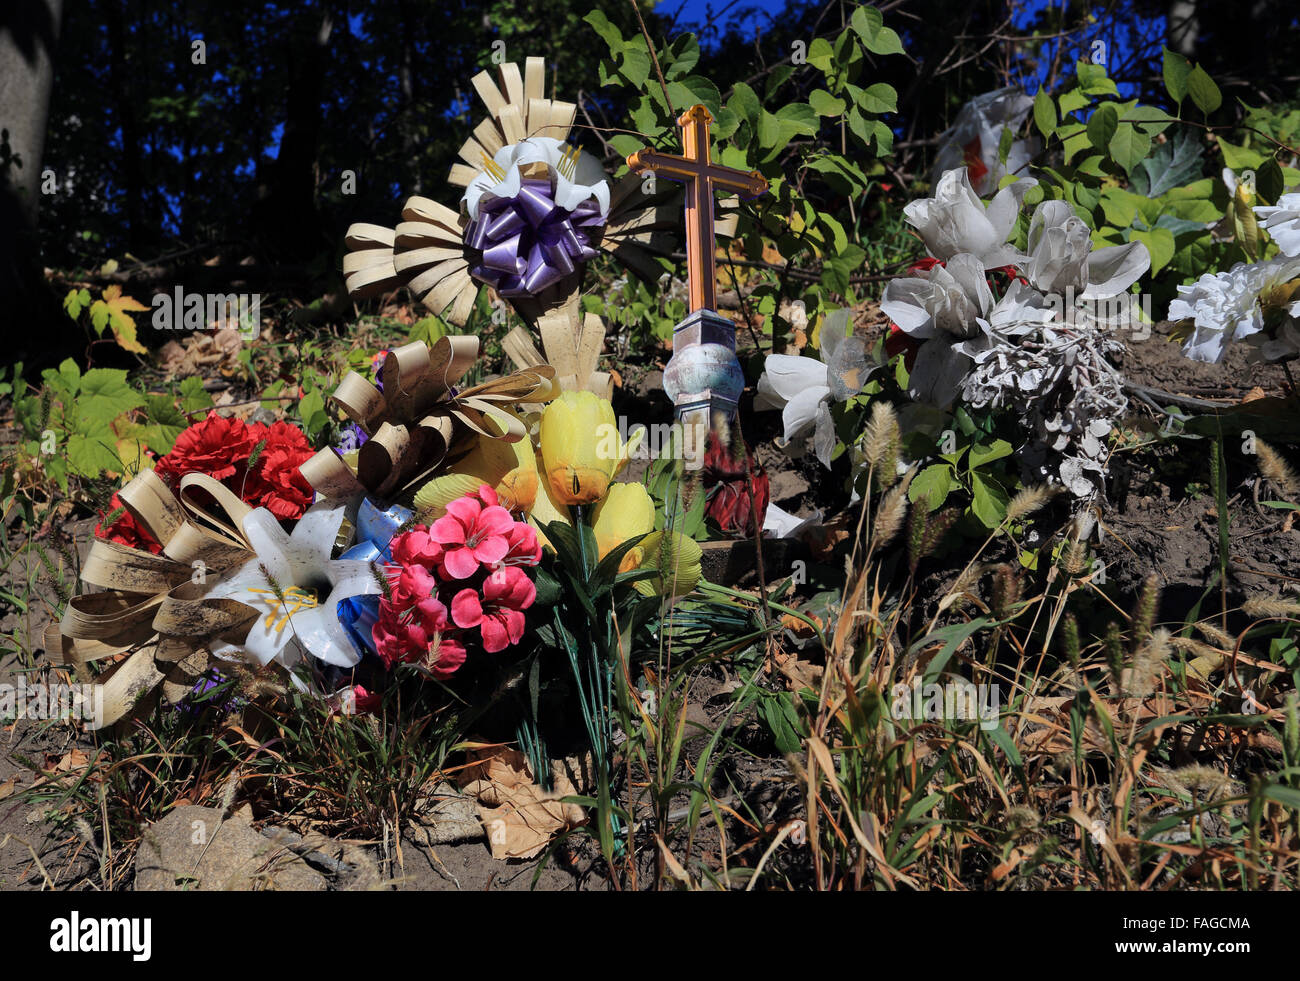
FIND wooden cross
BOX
[627,105,768,313]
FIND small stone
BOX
[134,805,326,891]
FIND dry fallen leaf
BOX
[457,745,584,860]
[158,330,243,379]
[0,776,17,801]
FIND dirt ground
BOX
[4,318,1300,889]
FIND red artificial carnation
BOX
[242,421,316,519]
[702,433,770,537]
[154,411,256,485]
[94,493,163,555]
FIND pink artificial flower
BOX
[431,484,516,579]
[391,525,444,568]
[372,569,468,677]
[450,566,536,653]
[500,522,542,567]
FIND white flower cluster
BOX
[1169,190,1300,364]
[883,170,1150,498]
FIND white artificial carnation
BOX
[1168,255,1300,363]
[1254,191,1300,258]
[902,167,1036,268]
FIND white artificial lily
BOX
[756,310,870,467]
[1168,255,1300,363]
[930,87,1039,197]
[1255,191,1300,258]
[1020,200,1150,300]
[880,253,996,408]
[903,167,1036,268]
[464,136,610,221]
[204,502,383,681]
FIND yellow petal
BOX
[539,390,620,506]
[591,482,657,569]
[414,414,539,519]
[527,451,572,549]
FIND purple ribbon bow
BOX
[466,179,604,297]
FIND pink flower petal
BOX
[475,484,500,508]
[431,515,467,546]
[441,545,481,580]
[479,614,510,653]
[444,496,482,528]
[476,505,515,538]
[451,588,484,628]
[471,534,510,567]
[503,608,526,645]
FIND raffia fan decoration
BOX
[44,470,261,728]
[300,334,557,500]
[342,56,713,396]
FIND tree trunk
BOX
[0,0,68,366]
[1168,0,1198,56]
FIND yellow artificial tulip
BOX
[527,452,570,549]
[413,410,539,519]
[591,482,657,572]
[539,390,640,506]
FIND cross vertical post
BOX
[627,105,769,442]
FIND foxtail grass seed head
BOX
[1193,620,1235,648]
[946,562,987,611]
[919,506,958,559]
[1003,806,1041,840]
[1255,439,1300,497]
[1242,594,1300,619]
[1168,635,1220,659]
[991,563,1023,620]
[370,561,394,601]
[246,437,268,473]
[1132,573,1160,647]
[863,401,900,491]
[1123,628,1170,697]
[726,414,746,467]
[1105,621,1125,690]
[259,563,286,603]
[1063,539,1088,575]
[871,469,913,548]
[1286,693,1299,765]
[907,506,930,574]
[1061,612,1081,667]
[1166,764,1233,801]
[219,772,240,816]
[1006,484,1057,523]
